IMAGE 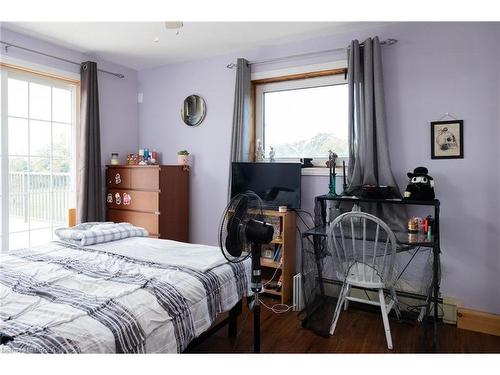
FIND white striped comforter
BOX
[0,238,251,353]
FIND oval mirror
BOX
[181,95,206,127]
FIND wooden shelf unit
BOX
[260,210,296,304]
[260,258,282,269]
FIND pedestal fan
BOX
[218,191,274,353]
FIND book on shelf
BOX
[266,216,281,239]
[273,245,282,262]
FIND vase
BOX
[177,155,189,165]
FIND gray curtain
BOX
[228,58,251,199]
[77,61,104,223]
[230,58,252,162]
[347,37,399,190]
[346,37,405,228]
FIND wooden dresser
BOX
[105,165,189,242]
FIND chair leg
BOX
[329,283,347,335]
[378,288,393,350]
[390,287,401,320]
[343,284,351,311]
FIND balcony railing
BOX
[9,172,74,224]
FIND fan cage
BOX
[218,191,265,264]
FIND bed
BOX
[0,225,251,353]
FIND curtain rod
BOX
[226,38,397,69]
[1,40,125,79]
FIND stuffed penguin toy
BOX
[403,167,435,201]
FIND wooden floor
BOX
[188,298,500,354]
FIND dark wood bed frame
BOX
[185,299,243,352]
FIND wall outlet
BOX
[442,296,460,324]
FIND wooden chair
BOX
[327,211,401,350]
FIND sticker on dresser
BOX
[123,193,131,205]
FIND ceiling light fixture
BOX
[165,21,183,35]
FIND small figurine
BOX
[255,139,265,161]
[269,146,275,163]
[326,150,338,168]
[403,167,435,201]
[328,150,338,196]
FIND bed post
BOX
[68,208,76,227]
[228,300,242,337]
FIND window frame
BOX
[0,62,80,251]
[253,68,348,171]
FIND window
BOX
[1,65,78,251]
[255,72,348,166]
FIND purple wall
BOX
[138,22,500,314]
[0,27,139,170]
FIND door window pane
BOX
[9,157,29,172]
[9,212,30,233]
[53,123,71,158]
[8,118,29,156]
[30,157,51,174]
[8,78,28,117]
[53,87,72,123]
[29,82,51,121]
[30,228,53,247]
[8,157,29,234]
[52,158,71,174]
[30,191,52,225]
[30,120,52,157]
[9,231,29,250]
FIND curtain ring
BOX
[81,63,88,70]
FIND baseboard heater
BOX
[293,273,304,312]
[316,277,452,322]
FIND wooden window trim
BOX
[252,68,346,85]
[0,62,81,86]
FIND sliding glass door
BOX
[1,66,78,251]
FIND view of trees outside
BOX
[263,84,348,159]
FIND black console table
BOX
[303,194,442,350]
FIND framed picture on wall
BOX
[431,120,464,159]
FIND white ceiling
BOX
[3,22,383,71]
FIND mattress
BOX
[0,237,251,353]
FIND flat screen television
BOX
[231,162,302,209]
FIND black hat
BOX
[407,166,433,180]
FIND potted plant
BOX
[177,150,190,165]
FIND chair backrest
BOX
[327,211,398,286]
